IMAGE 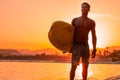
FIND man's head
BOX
[81,2,90,15]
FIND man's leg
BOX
[70,65,77,80]
[70,44,80,80]
[81,43,89,80]
[82,62,89,80]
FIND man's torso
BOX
[72,17,94,43]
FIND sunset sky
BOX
[0,0,120,50]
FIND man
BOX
[70,2,97,80]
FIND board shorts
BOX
[70,42,90,66]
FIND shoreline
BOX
[0,59,120,64]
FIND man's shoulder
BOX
[72,17,79,25]
[88,18,96,29]
[72,17,80,21]
[88,18,95,24]
[72,17,81,24]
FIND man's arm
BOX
[91,21,97,58]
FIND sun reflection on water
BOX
[75,63,93,79]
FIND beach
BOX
[0,61,120,80]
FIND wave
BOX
[105,75,120,80]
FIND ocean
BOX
[0,61,120,80]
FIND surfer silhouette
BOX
[70,2,97,80]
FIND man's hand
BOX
[92,49,97,58]
[63,51,66,53]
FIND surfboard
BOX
[48,21,74,52]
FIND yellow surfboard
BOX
[48,21,74,52]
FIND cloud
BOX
[89,13,120,21]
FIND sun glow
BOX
[75,63,93,79]
[0,0,120,49]
[76,64,82,79]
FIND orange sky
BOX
[0,0,120,50]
